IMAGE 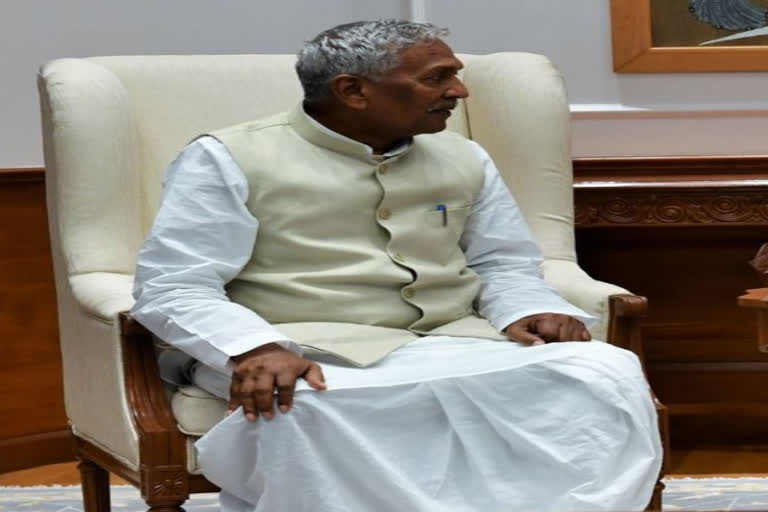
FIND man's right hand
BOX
[229,343,326,422]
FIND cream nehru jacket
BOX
[209,105,506,366]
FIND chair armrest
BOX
[540,259,631,342]
[118,311,190,493]
[63,272,188,481]
[70,272,136,321]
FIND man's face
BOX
[362,39,469,139]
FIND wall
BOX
[0,0,408,168]
[3,0,767,166]
[424,0,768,157]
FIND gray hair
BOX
[296,20,449,105]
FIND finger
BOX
[506,326,546,346]
[253,373,276,420]
[227,375,242,414]
[227,394,240,416]
[238,393,259,422]
[581,328,592,341]
[303,363,327,390]
[275,372,297,413]
[533,317,560,342]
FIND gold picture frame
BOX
[611,0,768,72]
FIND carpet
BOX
[1,478,768,511]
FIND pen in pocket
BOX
[436,204,447,226]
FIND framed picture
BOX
[610,0,768,72]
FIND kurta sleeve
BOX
[131,136,301,375]
[460,141,596,333]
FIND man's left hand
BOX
[504,313,591,345]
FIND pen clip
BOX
[436,204,447,226]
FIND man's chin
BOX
[420,116,450,133]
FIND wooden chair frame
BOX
[75,294,668,511]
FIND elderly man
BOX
[132,20,662,512]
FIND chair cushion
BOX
[171,385,228,436]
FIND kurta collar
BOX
[288,104,412,163]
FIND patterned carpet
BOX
[1,478,768,511]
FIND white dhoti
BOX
[193,338,662,512]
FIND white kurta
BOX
[131,126,662,512]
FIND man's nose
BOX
[445,76,469,99]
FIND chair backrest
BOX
[39,52,576,284]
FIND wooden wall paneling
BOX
[2,157,768,471]
[0,168,73,473]
[575,156,768,446]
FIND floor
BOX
[2,445,768,486]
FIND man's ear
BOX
[329,74,369,110]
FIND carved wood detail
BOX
[573,155,768,228]
[142,465,189,500]
[575,189,768,227]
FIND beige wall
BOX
[0,0,407,167]
[2,0,767,165]
[426,0,768,157]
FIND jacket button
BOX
[378,164,388,174]
[394,252,405,262]
[378,208,392,220]
[402,287,415,299]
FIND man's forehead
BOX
[396,40,463,71]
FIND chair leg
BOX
[646,480,664,511]
[78,459,111,512]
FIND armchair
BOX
[38,52,668,512]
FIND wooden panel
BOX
[0,168,71,471]
[0,431,74,474]
[575,156,768,445]
[3,157,768,470]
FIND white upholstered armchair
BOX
[38,53,667,511]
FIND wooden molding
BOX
[610,0,768,72]
[0,167,44,183]
[0,430,75,474]
[574,155,768,178]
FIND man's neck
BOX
[304,103,407,155]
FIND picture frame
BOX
[610,0,768,72]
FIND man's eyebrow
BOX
[423,63,463,74]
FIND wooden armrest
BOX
[606,294,648,361]
[117,311,189,495]
[606,296,670,503]
[119,311,153,337]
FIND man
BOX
[132,20,662,512]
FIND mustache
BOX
[427,102,458,112]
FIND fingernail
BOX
[226,410,233,416]
[533,340,545,346]
[247,413,257,422]
[264,412,274,420]
[279,405,289,413]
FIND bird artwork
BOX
[688,0,768,44]
[689,0,768,30]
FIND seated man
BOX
[131,19,662,512]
